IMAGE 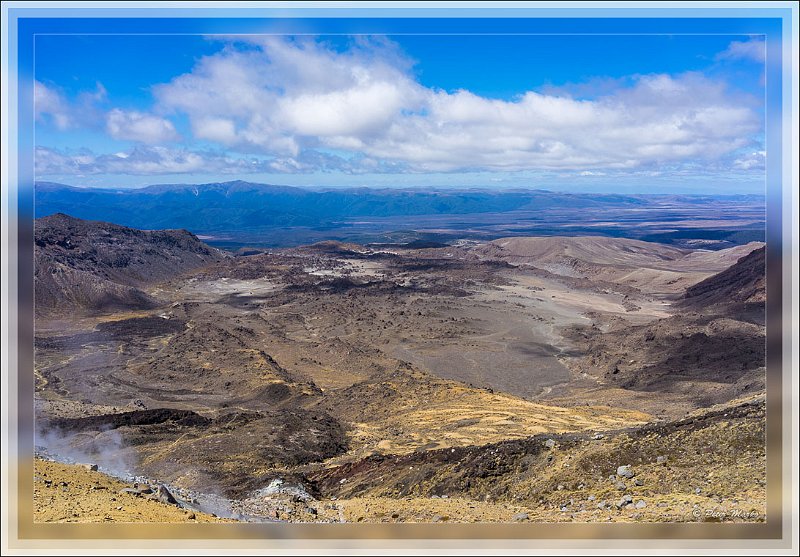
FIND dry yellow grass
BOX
[34,458,226,523]
[335,384,650,459]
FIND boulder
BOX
[152,484,180,506]
[616,465,635,478]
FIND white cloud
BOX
[192,117,237,144]
[35,81,108,131]
[36,145,268,176]
[106,109,179,143]
[34,81,73,130]
[716,37,766,63]
[38,36,764,177]
[732,150,766,170]
[149,37,762,174]
[154,36,425,158]
[34,145,373,176]
[35,82,177,145]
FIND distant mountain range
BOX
[34,180,648,228]
[34,181,766,248]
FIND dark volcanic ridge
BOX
[35,213,226,314]
[38,406,349,498]
[681,246,766,310]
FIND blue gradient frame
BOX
[4,4,796,550]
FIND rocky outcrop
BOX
[34,213,225,314]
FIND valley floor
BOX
[32,233,767,523]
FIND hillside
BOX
[474,236,764,295]
[681,246,766,309]
[481,236,690,267]
[307,395,765,523]
[551,244,767,416]
[34,457,226,523]
[34,213,225,314]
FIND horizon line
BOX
[33,179,767,197]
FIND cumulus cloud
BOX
[35,81,108,130]
[37,36,764,176]
[148,36,763,174]
[35,82,176,145]
[105,109,180,143]
[35,81,76,130]
[154,36,426,158]
[716,37,766,63]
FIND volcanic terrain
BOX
[33,214,766,523]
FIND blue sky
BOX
[33,29,768,193]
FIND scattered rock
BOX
[591,433,605,440]
[587,495,596,502]
[544,439,556,449]
[152,484,180,506]
[80,463,98,472]
[616,465,635,478]
[656,456,668,465]
[635,500,647,509]
[617,495,633,508]
[634,479,644,487]
[512,513,529,521]
[254,478,315,503]
[614,481,627,491]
